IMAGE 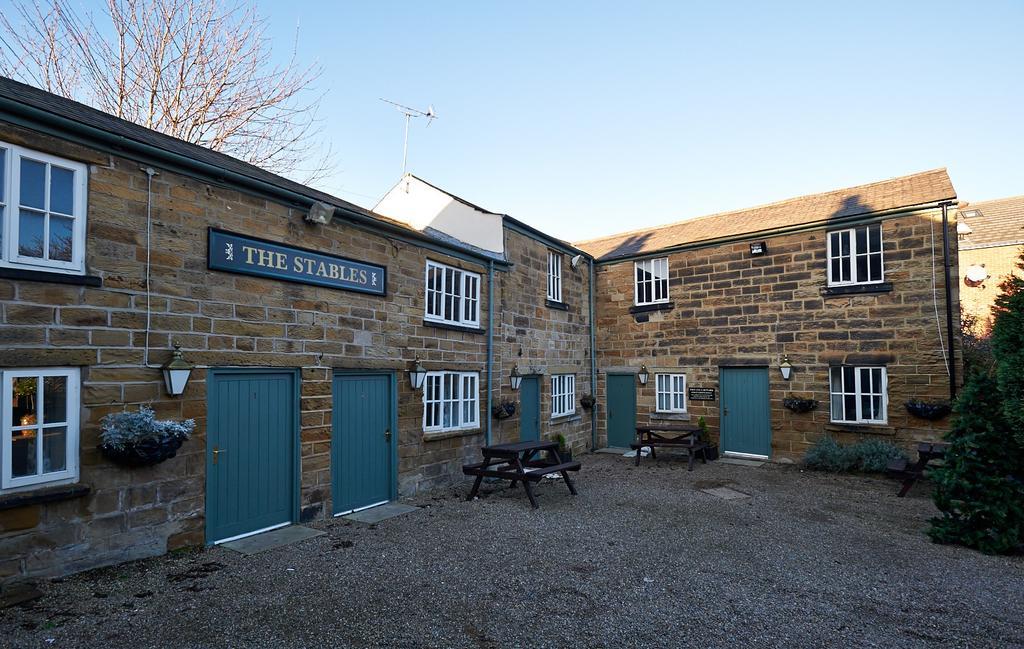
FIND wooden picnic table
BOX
[631,424,709,471]
[463,440,581,509]
[887,441,950,496]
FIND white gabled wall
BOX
[374,175,505,254]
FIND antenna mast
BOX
[379,98,437,175]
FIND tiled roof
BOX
[575,169,957,261]
[958,195,1024,249]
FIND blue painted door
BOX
[720,367,771,457]
[206,371,296,543]
[519,376,540,442]
[606,374,636,448]
[332,374,393,515]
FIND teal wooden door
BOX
[519,376,540,442]
[720,367,771,457]
[606,374,636,448]
[206,370,296,543]
[332,374,393,515]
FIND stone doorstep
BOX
[220,525,324,556]
[342,502,419,525]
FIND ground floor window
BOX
[655,373,687,413]
[2,367,80,491]
[423,371,479,432]
[551,374,576,418]
[829,366,887,424]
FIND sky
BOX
[253,1,1024,242]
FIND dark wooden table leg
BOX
[512,453,540,508]
[467,475,484,501]
[687,448,695,471]
[561,470,578,495]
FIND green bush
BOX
[803,436,907,473]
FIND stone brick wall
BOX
[594,210,961,459]
[959,243,1023,333]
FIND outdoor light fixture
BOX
[408,357,427,390]
[161,342,194,397]
[779,355,793,381]
[956,219,973,237]
[510,364,523,391]
[749,241,767,256]
[638,364,650,386]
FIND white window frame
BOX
[655,373,687,413]
[422,371,479,432]
[547,250,562,303]
[424,260,481,327]
[0,141,88,275]
[826,223,884,287]
[829,365,888,424]
[634,257,670,306]
[1,367,80,491]
[551,374,576,418]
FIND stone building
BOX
[956,196,1024,333]
[577,169,962,460]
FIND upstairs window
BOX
[551,374,576,418]
[0,142,87,274]
[547,251,562,303]
[423,371,479,432]
[635,257,669,305]
[425,260,481,327]
[2,368,80,491]
[829,366,887,424]
[827,223,883,286]
[655,374,687,413]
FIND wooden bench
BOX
[887,442,950,497]
[463,441,581,508]
[631,424,709,471]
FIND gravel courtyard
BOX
[1,454,1021,648]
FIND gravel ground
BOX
[1,454,1021,649]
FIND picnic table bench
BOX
[887,441,950,497]
[463,440,581,509]
[631,424,709,471]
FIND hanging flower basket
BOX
[491,400,517,420]
[580,394,596,410]
[783,397,819,413]
[98,406,194,468]
[904,399,951,421]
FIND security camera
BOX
[570,254,584,269]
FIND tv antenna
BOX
[380,98,437,175]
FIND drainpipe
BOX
[486,260,495,446]
[941,202,957,400]
[589,260,597,451]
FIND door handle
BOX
[384,429,392,442]
[212,447,225,465]
[723,408,729,416]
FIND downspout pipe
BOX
[486,260,495,446]
[589,260,597,452]
[941,202,958,400]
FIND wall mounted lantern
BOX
[779,355,793,381]
[749,241,767,256]
[510,364,523,391]
[638,364,650,386]
[408,357,428,390]
[162,342,194,397]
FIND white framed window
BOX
[551,374,575,418]
[423,371,479,432]
[829,366,887,424]
[547,250,562,302]
[424,260,481,327]
[827,223,883,286]
[655,373,687,413]
[634,257,669,305]
[2,368,80,491]
[0,142,88,274]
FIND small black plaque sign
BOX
[688,387,717,401]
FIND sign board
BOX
[208,228,386,296]
[688,387,717,401]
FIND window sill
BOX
[423,428,482,442]
[652,412,691,421]
[824,423,895,436]
[550,413,581,424]
[545,299,569,311]
[629,302,674,315]
[422,320,485,335]
[0,483,91,511]
[0,267,101,287]
[820,282,893,297]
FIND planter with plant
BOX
[580,394,596,410]
[551,433,572,462]
[904,398,951,421]
[98,406,194,467]
[697,416,718,461]
[783,396,819,413]
[491,399,517,420]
